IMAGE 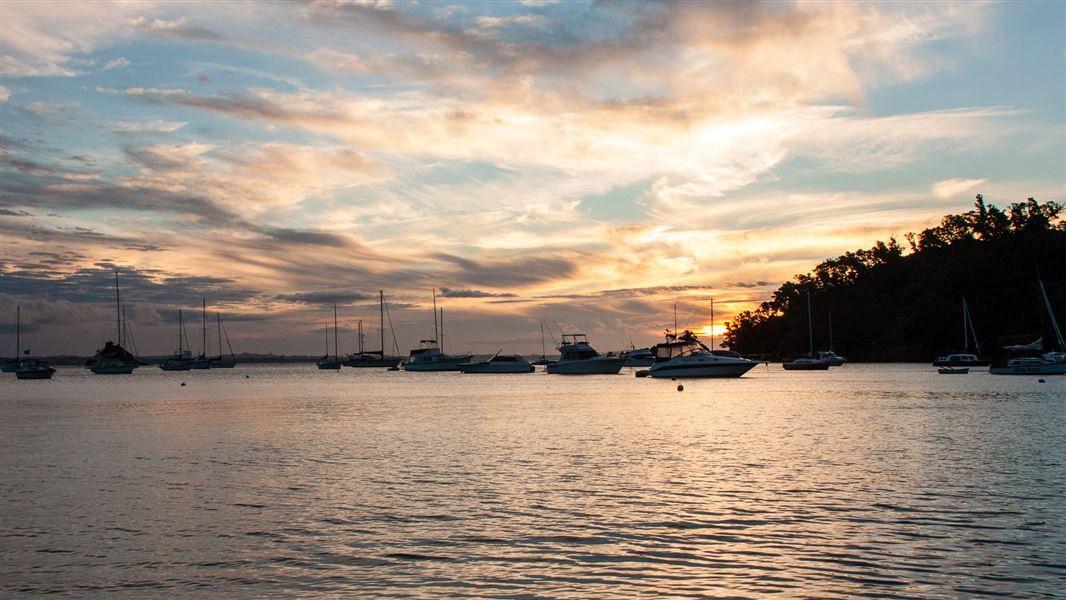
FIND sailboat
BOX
[190,298,212,369]
[160,309,194,371]
[317,305,342,369]
[530,322,556,366]
[783,292,830,370]
[344,291,402,367]
[210,312,237,368]
[933,298,989,367]
[990,278,1066,375]
[11,306,56,380]
[404,289,471,371]
[816,311,848,366]
[89,271,138,374]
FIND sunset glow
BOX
[1,1,1063,355]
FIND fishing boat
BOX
[210,312,237,368]
[933,298,989,366]
[783,292,830,371]
[647,330,759,378]
[344,291,402,368]
[458,353,535,373]
[89,271,139,375]
[317,305,343,370]
[404,290,471,371]
[8,306,56,380]
[16,358,56,380]
[546,333,625,375]
[621,345,655,367]
[990,278,1065,375]
[159,309,194,371]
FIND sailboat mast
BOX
[440,308,445,354]
[178,309,183,354]
[379,290,385,355]
[673,303,678,337]
[828,310,834,352]
[710,298,714,349]
[962,298,969,352]
[201,298,207,357]
[15,305,20,358]
[806,292,814,357]
[432,289,439,342]
[216,313,222,359]
[333,304,339,360]
[114,271,122,344]
[541,321,546,358]
[358,319,363,354]
[1039,278,1065,351]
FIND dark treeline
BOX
[724,196,1066,361]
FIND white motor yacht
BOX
[647,333,759,378]
[458,354,535,373]
[546,334,625,375]
[404,340,472,371]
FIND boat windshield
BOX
[654,340,707,360]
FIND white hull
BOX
[546,357,625,375]
[404,357,469,372]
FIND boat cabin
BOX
[558,334,601,361]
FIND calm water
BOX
[1,364,1063,597]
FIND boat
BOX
[990,278,1066,375]
[622,345,655,367]
[8,306,56,380]
[530,322,556,366]
[2,305,21,373]
[783,292,830,371]
[933,298,989,366]
[189,298,212,369]
[937,366,969,375]
[458,353,535,373]
[344,291,403,368]
[317,304,343,370]
[159,309,194,371]
[210,312,237,368]
[815,311,848,365]
[88,271,139,375]
[404,290,471,371]
[545,333,625,375]
[647,330,759,378]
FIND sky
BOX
[1,0,1064,357]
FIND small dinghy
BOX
[937,367,969,375]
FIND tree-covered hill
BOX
[724,196,1066,361]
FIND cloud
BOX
[102,56,130,71]
[274,291,377,306]
[0,86,9,102]
[112,120,187,133]
[932,178,988,199]
[438,288,517,298]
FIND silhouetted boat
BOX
[816,311,848,365]
[622,345,655,367]
[16,358,56,380]
[189,298,212,369]
[210,312,237,368]
[937,366,969,375]
[89,272,138,375]
[344,291,402,368]
[546,333,624,375]
[404,290,470,371]
[317,304,343,370]
[160,309,194,371]
[990,278,1065,375]
[783,292,830,371]
[458,354,535,373]
[530,322,556,366]
[647,331,758,378]
[933,298,989,366]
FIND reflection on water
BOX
[2,365,1063,597]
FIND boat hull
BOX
[932,358,990,367]
[317,360,343,370]
[546,358,625,375]
[1,361,19,373]
[624,357,655,367]
[190,359,212,370]
[16,367,55,380]
[404,359,469,372]
[938,367,969,375]
[160,362,193,371]
[210,357,237,368]
[90,364,136,374]
[648,360,758,378]
[458,362,535,374]
[782,360,830,371]
[344,356,403,368]
[989,361,1066,375]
